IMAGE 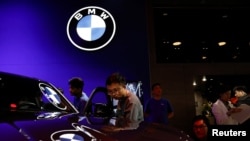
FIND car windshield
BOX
[0,81,75,114]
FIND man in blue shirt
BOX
[68,77,89,115]
[144,83,174,125]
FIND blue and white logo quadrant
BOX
[77,15,106,41]
[59,133,84,141]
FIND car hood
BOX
[0,112,116,141]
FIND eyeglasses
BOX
[193,125,207,130]
[107,87,121,96]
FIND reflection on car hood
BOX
[37,111,66,119]
[1,113,116,141]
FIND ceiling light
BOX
[232,55,237,59]
[202,56,207,60]
[202,47,208,50]
[222,15,228,18]
[202,76,207,82]
[173,41,181,46]
[218,41,226,46]
[163,13,168,16]
[193,81,197,86]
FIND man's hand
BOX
[227,107,242,116]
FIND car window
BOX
[86,87,113,117]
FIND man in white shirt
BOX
[212,84,242,125]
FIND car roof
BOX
[0,71,46,110]
[0,71,41,93]
[0,71,40,81]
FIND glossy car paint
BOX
[0,71,116,141]
[0,71,193,141]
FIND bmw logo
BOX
[67,6,116,51]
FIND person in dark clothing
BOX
[68,77,89,115]
[233,85,250,127]
[233,85,250,106]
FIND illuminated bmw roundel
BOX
[67,6,116,51]
[59,133,84,141]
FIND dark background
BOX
[2,0,250,135]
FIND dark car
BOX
[0,71,193,141]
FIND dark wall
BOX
[0,0,150,103]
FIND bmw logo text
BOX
[67,6,116,51]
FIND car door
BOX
[83,87,114,125]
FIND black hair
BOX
[233,85,247,93]
[68,77,84,89]
[214,83,231,99]
[192,115,210,127]
[105,72,126,86]
[191,115,210,141]
[151,83,161,91]
[217,83,231,94]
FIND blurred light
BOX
[222,15,228,18]
[202,76,207,82]
[173,41,182,46]
[232,55,237,59]
[193,81,197,86]
[163,13,168,16]
[10,103,17,108]
[202,56,207,60]
[218,41,226,46]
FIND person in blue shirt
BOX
[144,83,174,125]
[68,77,89,115]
